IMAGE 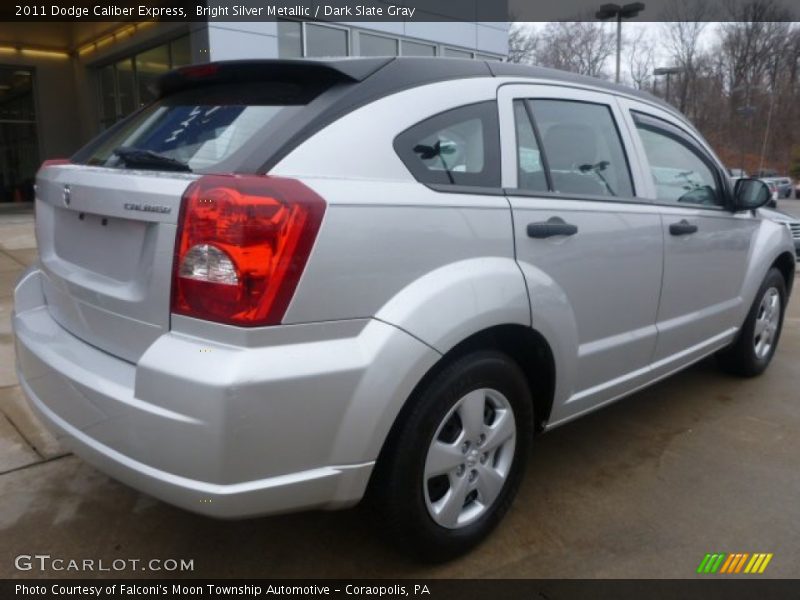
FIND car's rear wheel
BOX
[717,268,786,377]
[372,351,532,561]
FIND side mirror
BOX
[733,178,771,211]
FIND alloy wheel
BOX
[423,388,516,529]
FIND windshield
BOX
[79,82,309,172]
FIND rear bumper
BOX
[13,267,438,518]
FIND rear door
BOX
[498,84,663,420]
[619,100,759,368]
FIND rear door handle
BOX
[527,217,578,239]
[669,219,698,236]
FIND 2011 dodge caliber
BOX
[13,58,795,560]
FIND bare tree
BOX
[719,0,791,97]
[660,0,710,113]
[536,21,615,78]
[718,0,793,171]
[628,29,655,90]
[508,22,538,64]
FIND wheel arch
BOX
[771,251,796,297]
[366,323,557,498]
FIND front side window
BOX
[633,113,722,207]
[529,99,634,198]
[394,101,500,188]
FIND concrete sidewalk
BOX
[0,212,69,480]
[1,207,799,579]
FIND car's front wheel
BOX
[372,351,533,561]
[717,268,787,377]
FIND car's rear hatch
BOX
[34,59,394,363]
[35,165,192,363]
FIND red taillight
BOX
[172,175,326,327]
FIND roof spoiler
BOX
[153,58,394,98]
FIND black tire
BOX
[370,350,533,562]
[717,268,786,377]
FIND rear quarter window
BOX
[393,101,500,188]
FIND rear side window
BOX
[394,101,500,188]
[517,99,634,199]
[77,82,315,172]
[513,100,548,192]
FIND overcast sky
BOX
[519,21,724,80]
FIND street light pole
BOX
[596,3,646,83]
[654,66,683,105]
[616,13,622,85]
[737,105,756,174]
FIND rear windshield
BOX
[76,82,315,172]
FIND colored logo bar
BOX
[697,553,773,574]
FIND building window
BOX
[276,22,501,62]
[0,66,38,203]
[305,23,349,57]
[135,44,170,106]
[97,34,192,128]
[170,36,192,68]
[278,20,302,58]
[443,48,473,59]
[114,58,136,116]
[359,33,398,56]
[401,40,437,57]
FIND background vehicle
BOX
[771,176,793,198]
[12,59,795,560]
[760,178,780,207]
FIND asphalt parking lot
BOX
[1,202,799,579]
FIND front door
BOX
[621,104,759,368]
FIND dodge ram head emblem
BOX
[62,185,71,206]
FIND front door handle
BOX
[669,219,698,236]
[527,217,579,239]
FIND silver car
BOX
[12,58,795,560]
